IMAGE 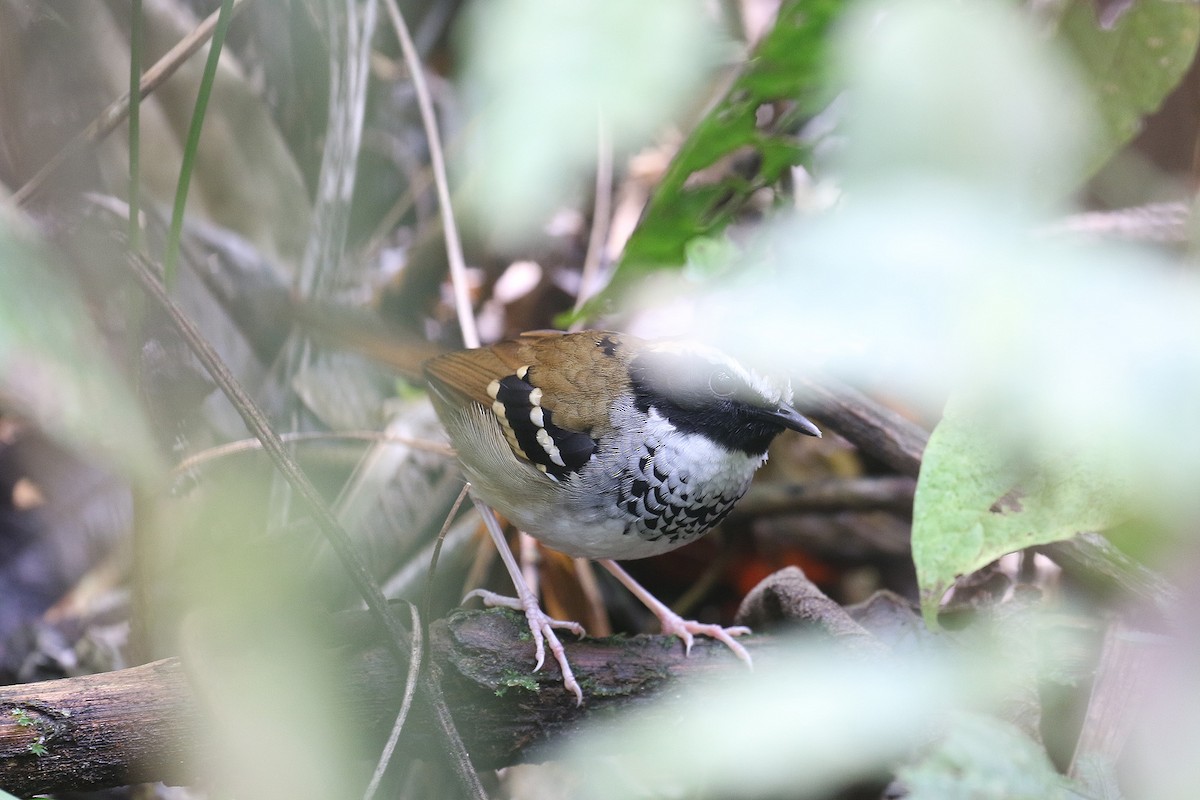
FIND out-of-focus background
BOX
[2,0,1200,797]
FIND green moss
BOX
[496,670,541,697]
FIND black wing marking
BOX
[487,372,596,480]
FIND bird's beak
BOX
[763,404,822,438]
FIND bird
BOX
[423,330,821,703]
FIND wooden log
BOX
[0,658,197,794]
[0,609,789,795]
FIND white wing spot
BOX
[486,380,501,399]
[535,428,566,466]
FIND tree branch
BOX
[793,375,928,478]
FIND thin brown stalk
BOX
[381,0,478,348]
[172,430,454,476]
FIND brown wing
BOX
[423,341,519,407]
[423,330,641,478]
[512,330,638,432]
[424,331,639,419]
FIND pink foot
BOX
[655,610,752,664]
[464,588,586,704]
[599,559,754,666]
[466,496,588,704]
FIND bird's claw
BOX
[463,588,587,704]
[657,613,753,666]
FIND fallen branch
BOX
[0,659,196,794]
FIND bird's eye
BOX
[709,370,737,397]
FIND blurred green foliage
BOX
[912,402,1127,625]
[459,0,722,245]
[1058,0,1200,170]
[614,0,842,274]
[900,714,1075,800]
[0,222,160,483]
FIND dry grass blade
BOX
[297,0,377,296]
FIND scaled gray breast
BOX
[612,437,747,546]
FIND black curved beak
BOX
[765,404,822,438]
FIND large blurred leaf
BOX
[562,642,975,799]
[1057,0,1200,171]
[836,0,1096,205]
[0,222,160,482]
[912,402,1127,625]
[458,0,722,244]
[901,714,1075,800]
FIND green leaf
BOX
[1058,0,1200,169]
[588,0,842,311]
[163,0,237,288]
[912,402,1126,625]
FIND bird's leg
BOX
[518,531,541,604]
[598,559,753,665]
[463,495,586,704]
